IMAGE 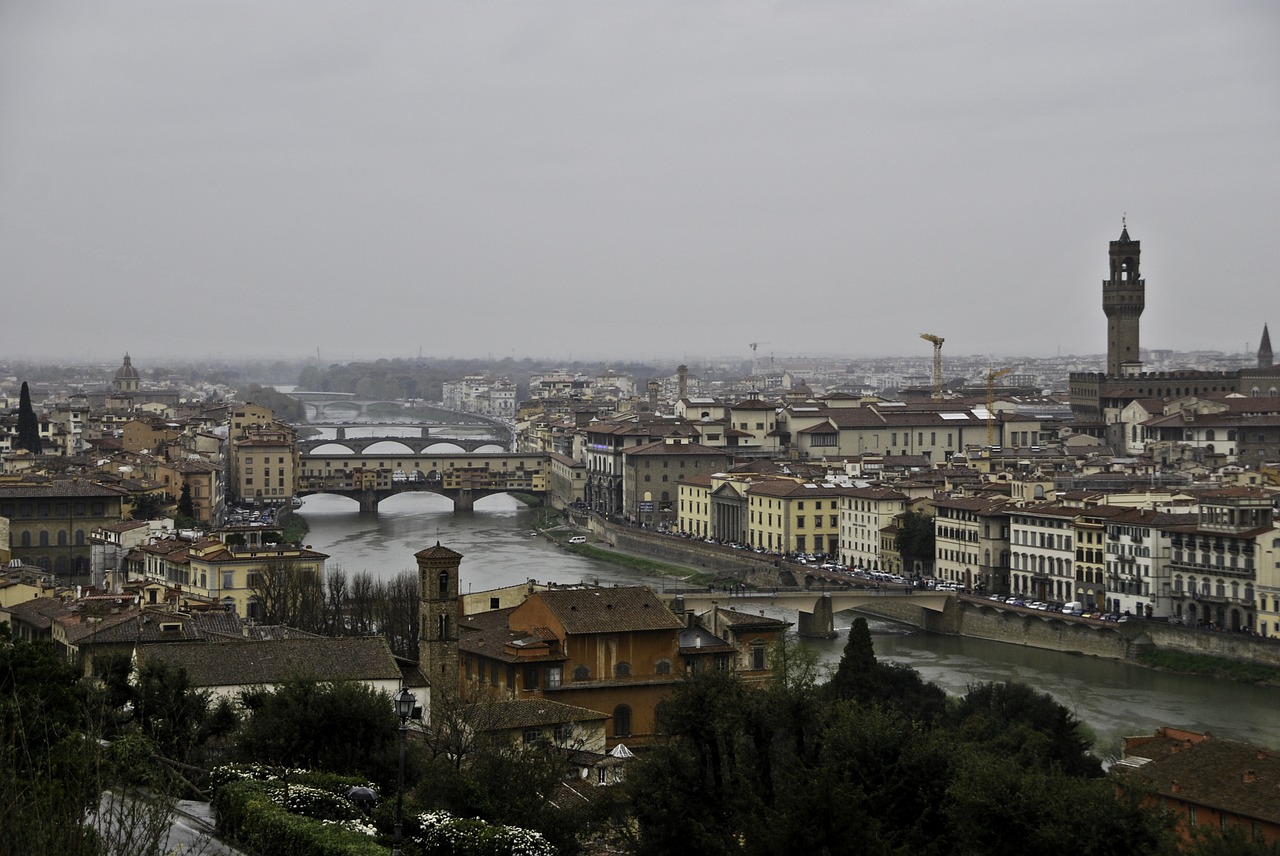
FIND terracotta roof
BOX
[475,698,610,731]
[534,587,684,635]
[1116,731,1280,824]
[135,637,402,688]
[415,542,463,562]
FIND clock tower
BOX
[416,542,461,689]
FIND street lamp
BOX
[391,688,416,856]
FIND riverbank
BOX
[574,512,1280,684]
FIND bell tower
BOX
[416,542,461,688]
[1102,222,1145,376]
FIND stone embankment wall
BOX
[856,598,1280,665]
[589,517,1280,666]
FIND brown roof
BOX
[415,542,463,562]
[476,698,610,731]
[535,587,684,635]
[136,637,402,688]
[1116,730,1280,824]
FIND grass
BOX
[567,542,721,586]
[1136,649,1280,685]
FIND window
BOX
[655,660,671,675]
[752,644,766,670]
[614,662,631,678]
[574,665,590,681]
[546,666,562,689]
[524,666,540,690]
[613,705,632,738]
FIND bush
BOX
[411,810,557,856]
[214,780,384,856]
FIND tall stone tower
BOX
[1259,324,1273,369]
[416,542,461,688]
[1102,225,1145,376]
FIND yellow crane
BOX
[986,367,1012,447]
[920,333,945,400]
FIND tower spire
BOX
[1259,324,1273,370]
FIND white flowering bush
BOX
[322,818,378,837]
[412,810,556,856]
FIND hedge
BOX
[214,780,385,856]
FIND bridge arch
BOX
[364,440,416,455]
[422,442,467,454]
[310,442,358,455]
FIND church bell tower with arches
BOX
[416,542,461,689]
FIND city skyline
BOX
[2,1,1277,363]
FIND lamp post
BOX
[391,688,416,856]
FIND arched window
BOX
[613,705,632,738]
[20,531,30,547]
[614,662,631,678]
[39,532,49,547]
[1205,430,1215,441]
[75,530,85,546]
[438,570,450,597]
[655,659,672,675]
[57,531,67,547]
[574,665,590,681]
[55,557,69,575]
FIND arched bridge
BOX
[298,450,549,513]
[300,436,509,456]
[289,391,412,420]
[667,588,954,638]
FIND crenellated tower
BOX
[1102,224,1145,376]
[416,542,461,688]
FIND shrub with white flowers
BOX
[412,810,557,856]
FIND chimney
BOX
[1259,750,1269,761]
[1170,781,1181,794]
[1244,770,1257,783]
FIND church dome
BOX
[115,354,140,380]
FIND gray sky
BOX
[2,1,1277,365]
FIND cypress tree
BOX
[16,382,42,455]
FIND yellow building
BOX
[746,480,845,556]
[676,475,713,539]
[185,534,329,620]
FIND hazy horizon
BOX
[3,2,1276,364]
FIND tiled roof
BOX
[415,542,463,562]
[475,698,609,731]
[535,588,684,635]
[1116,731,1280,824]
[136,637,402,688]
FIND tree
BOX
[16,381,41,454]
[175,483,196,527]
[235,678,400,782]
[947,681,1101,777]
[895,509,935,575]
[130,492,168,522]
[825,617,946,722]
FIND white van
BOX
[1062,602,1084,614]
[568,536,587,545]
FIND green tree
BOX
[16,381,42,454]
[895,509,935,575]
[235,678,400,783]
[947,681,1101,777]
[825,617,946,722]
[175,483,196,527]
[130,492,168,521]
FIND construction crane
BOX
[748,341,770,356]
[986,367,1012,447]
[919,333,945,400]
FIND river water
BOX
[297,492,1280,757]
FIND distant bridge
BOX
[300,436,508,456]
[289,391,413,420]
[298,450,549,513]
[666,587,954,638]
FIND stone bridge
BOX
[666,587,954,638]
[289,392,409,420]
[300,436,508,455]
[297,451,549,513]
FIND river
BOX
[297,492,1280,757]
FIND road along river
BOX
[298,493,1280,757]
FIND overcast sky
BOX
[1,1,1277,366]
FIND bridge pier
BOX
[454,490,475,512]
[797,596,837,639]
[358,490,379,514]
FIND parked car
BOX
[568,536,587,544]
